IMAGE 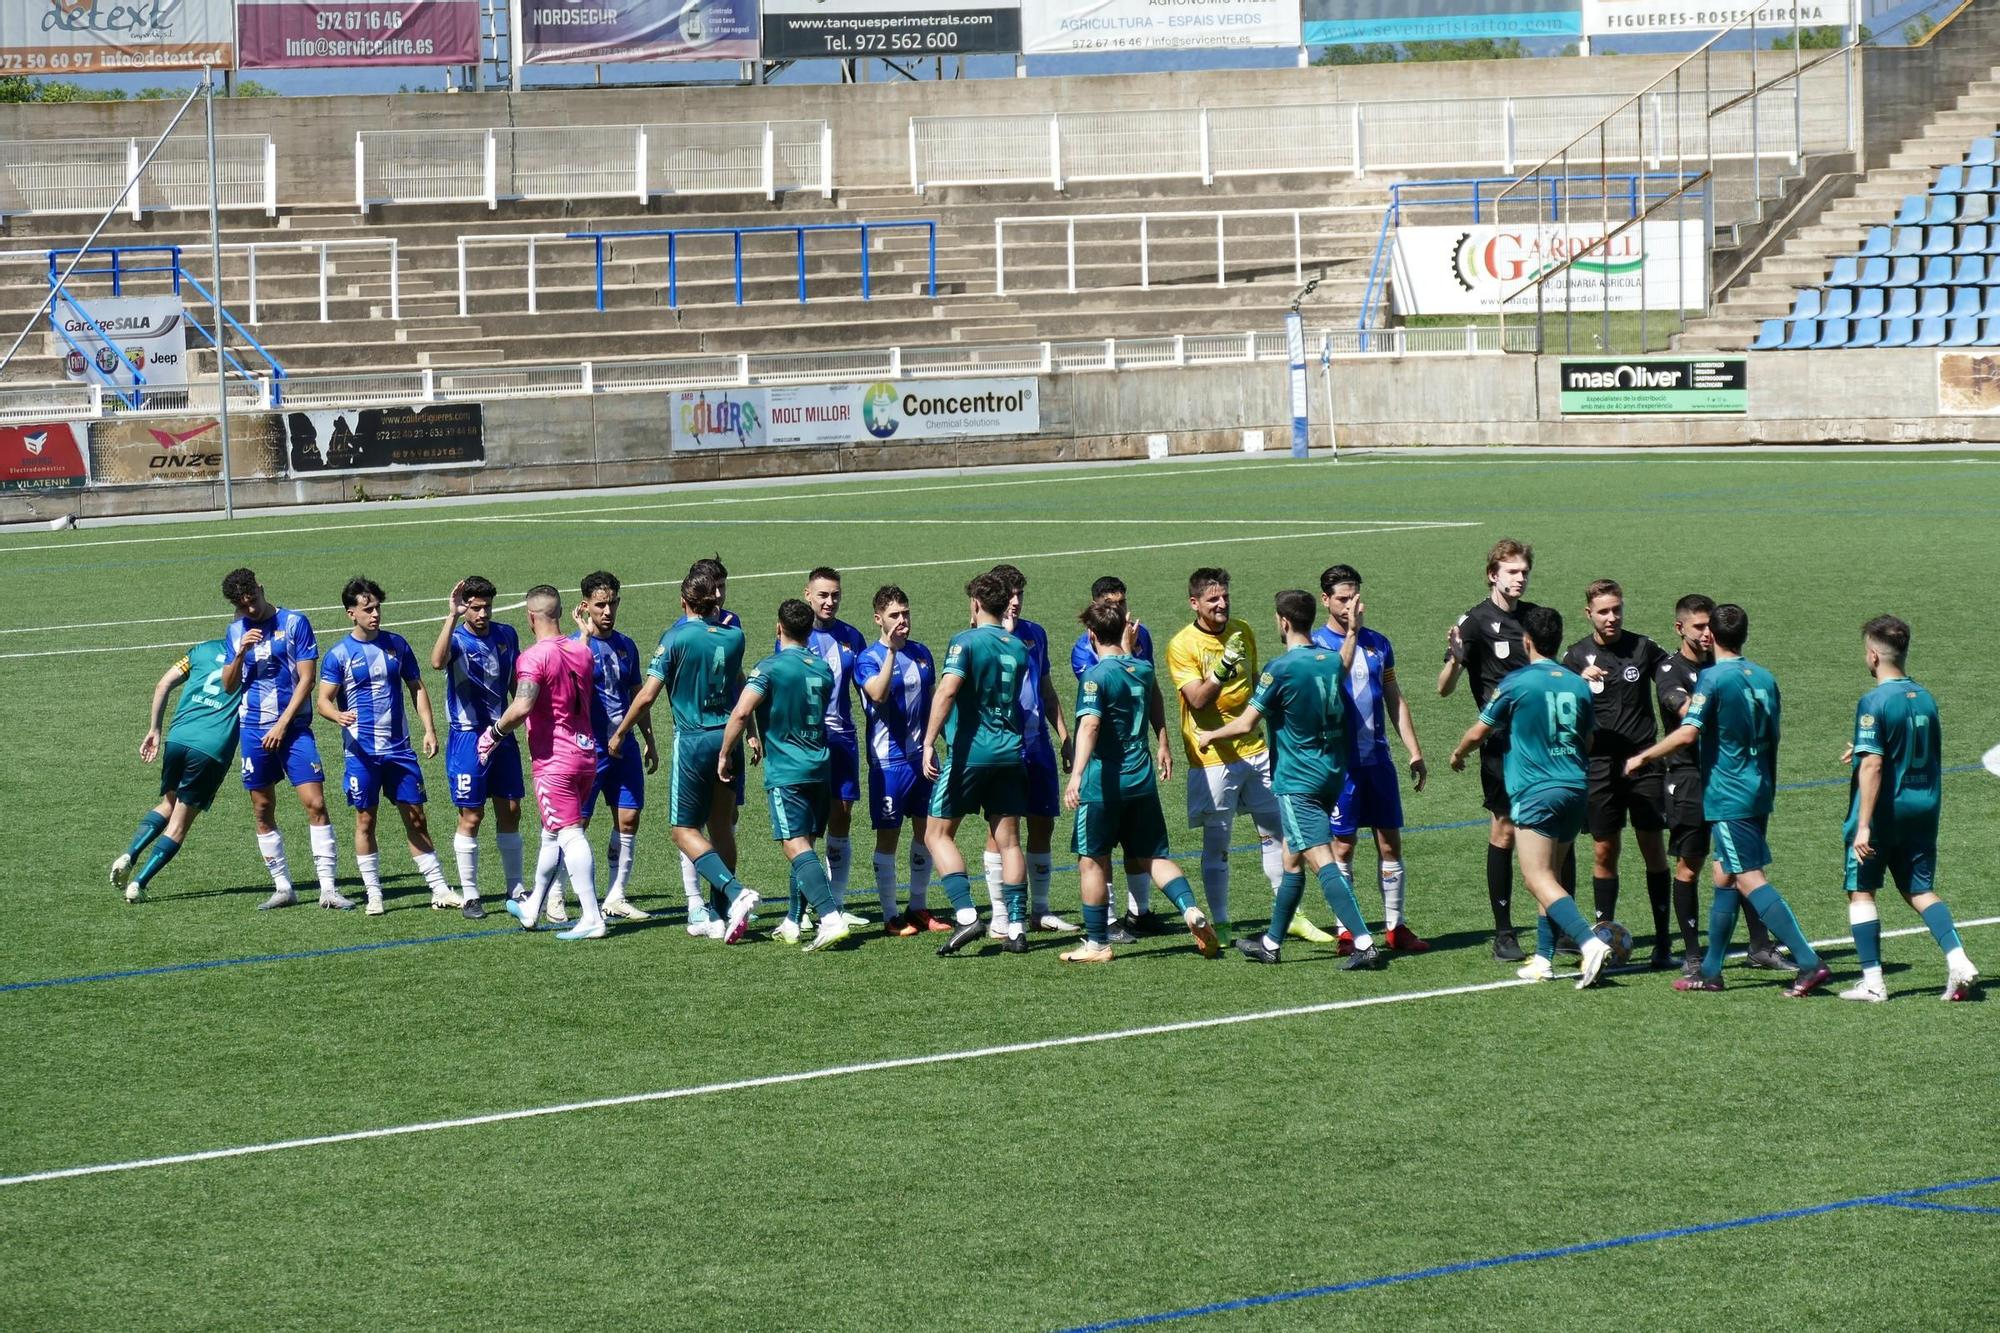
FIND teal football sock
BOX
[1002,882,1027,928]
[1157,875,1197,915]
[1082,901,1110,945]
[1746,884,1819,969]
[1703,888,1742,977]
[126,811,168,859]
[1547,896,1594,953]
[132,836,180,888]
[792,851,838,919]
[1851,904,1883,970]
[691,851,739,896]
[1920,901,1963,954]
[1267,870,1306,943]
[941,871,974,913]
[1535,914,1556,961]
[1315,861,1368,939]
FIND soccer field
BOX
[3,450,1997,1330]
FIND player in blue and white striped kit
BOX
[430,575,523,920]
[858,585,942,935]
[575,570,655,922]
[316,577,458,916]
[800,566,870,925]
[221,567,348,912]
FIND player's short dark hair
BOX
[1863,614,1910,665]
[1585,579,1623,605]
[460,575,497,605]
[221,567,258,603]
[523,584,562,619]
[806,566,841,586]
[1079,597,1126,645]
[1188,567,1229,596]
[581,570,620,599]
[1319,564,1361,594]
[341,576,385,609]
[1275,590,1317,634]
[873,584,909,613]
[1522,605,1564,657]
[966,572,1010,617]
[1089,575,1127,600]
[690,556,728,582]
[1675,593,1715,619]
[1710,603,1749,650]
[1487,539,1534,576]
[777,598,814,641]
[990,563,1026,594]
[681,572,721,617]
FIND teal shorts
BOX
[1073,793,1171,862]
[1511,784,1587,844]
[1275,790,1339,855]
[1843,837,1937,896]
[669,729,743,829]
[766,781,829,843]
[928,760,1027,821]
[161,741,232,811]
[1712,816,1772,875]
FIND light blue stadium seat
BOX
[1879,317,1917,347]
[1782,318,1819,349]
[1943,317,1983,346]
[1968,137,1998,168]
[1951,224,1989,255]
[1859,226,1893,257]
[1925,195,1959,226]
[1751,319,1788,350]
[1848,317,1884,348]
[1961,194,1993,225]
[1894,195,1928,226]
[1948,287,1983,320]
[1887,256,1921,286]
[1980,317,2000,345]
[1983,288,2000,318]
[1885,288,1918,319]
[1954,255,1987,285]
[1890,225,1925,256]
[1919,255,1955,286]
[1811,318,1851,349]
[1852,289,1888,319]
[1922,226,1955,256]
[1933,164,1965,195]
[1827,255,1859,285]
[1820,288,1855,320]
[1917,288,1949,319]
[1791,288,1823,320]
[1965,164,1996,193]
[1913,317,1949,347]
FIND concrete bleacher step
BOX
[417,348,495,367]
[951,322,1039,342]
[395,324,484,344]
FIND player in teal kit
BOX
[1449,605,1614,990]
[1626,603,1828,997]
[109,638,245,902]
[1836,615,1978,1002]
[723,598,849,953]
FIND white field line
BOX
[0,521,1477,660]
[5,914,1991,1190]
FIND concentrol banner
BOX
[760,0,1022,59]
[2,0,234,74]
[670,379,1040,451]
[520,0,757,64]
[1582,0,1850,35]
[1022,0,1300,53]
[1302,0,1578,44]
[238,0,480,69]
[1390,221,1705,316]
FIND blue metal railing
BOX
[178,270,288,405]
[566,221,938,313]
[47,245,185,299]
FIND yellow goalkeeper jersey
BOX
[1166,619,1266,769]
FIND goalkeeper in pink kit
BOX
[482,584,609,940]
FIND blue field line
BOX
[1054,1174,2000,1332]
[1882,1199,2000,1216]
[6,763,1984,995]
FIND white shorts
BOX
[1185,752,1280,829]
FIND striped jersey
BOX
[226,607,319,737]
[1312,624,1396,768]
[322,631,422,758]
[444,621,519,733]
[571,630,643,743]
[857,639,935,769]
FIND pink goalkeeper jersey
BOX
[517,636,599,776]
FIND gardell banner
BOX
[0,424,89,492]
[761,0,1022,59]
[237,0,480,69]
[52,297,189,394]
[88,415,286,485]
[284,404,485,475]
[670,379,1040,450]
[1390,221,1705,315]
[1,0,234,74]
[519,0,757,63]
[1582,0,1851,35]
[1302,0,1578,45]
[1022,0,1300,53]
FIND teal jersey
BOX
[1478,660,1594,801]
[745,646,832,789]
[1683,657,1781,821]
[649,617,746,732]
[1248,644,1351,799]
[940,624,1029,771]
[168,638,245,762]
[1076,655,1158,802]
[1847,676,1941,837]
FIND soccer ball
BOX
[1595,921,1634,966]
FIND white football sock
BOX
[453,833,480,897]
[413,851,450,894]
[908,844,932,912]
[1379,859,1406,929]
[608,832,635,898]
[1257,829,1284,891]
[826,836,851,908]
[1947,946,1974,973]
[873,851,899,919]
[681,853,703,915]
[1200,822,1232,924]
[256,830,292,893]
[1125,870,1151,917]
[358,852,382,898]
[557,826,602,929]
[1027,851,1054,916]
[495,831,525,897]
[309,823,339,895]
[526,836,562,918]
[983,849,1005,918]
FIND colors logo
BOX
[678,392,762,446]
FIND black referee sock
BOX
[1673,875,1701,953]
[1644,869,1673,944]
[1486,844,1514,933]
[1743,897,1775,952]
[1592,875,1619,924]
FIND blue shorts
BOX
[1511,784,1587,844]
[827,732,861,803]
[1712,816,1772,876]
[446,729,524,809]
[868,760,933,830]
[239,727,325,791]
[585,741,645,817]
[1331,760,1404,838]
[343,748,427,810]
[1024,738,1062,819]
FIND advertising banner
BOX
[1022,0,1299,53]
[1302,0,1578,45]
[1938,352,2000,415]
[284,404,485,475]
[1390,220,1705,316]
[88,415,286,485]
[0,424,89,492]
[761,0,1022,59]
[237,0,479,69]
[520,0,757,63]
[52,297,189,393]
[1582,0,1850,35]
[1558,358,1747,414]
[1,0,233,74]
[670,379,1039,450]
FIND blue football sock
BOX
[1746,884,1820,969]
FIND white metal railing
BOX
[1,237,400,325]
[909,77,1848,191]
[454,232,578,316]
[994,206,1379,296]
[0,135,276,220]
[0,325,1533,426]
[356,120,834,212]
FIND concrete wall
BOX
[1860,0,2000,170]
